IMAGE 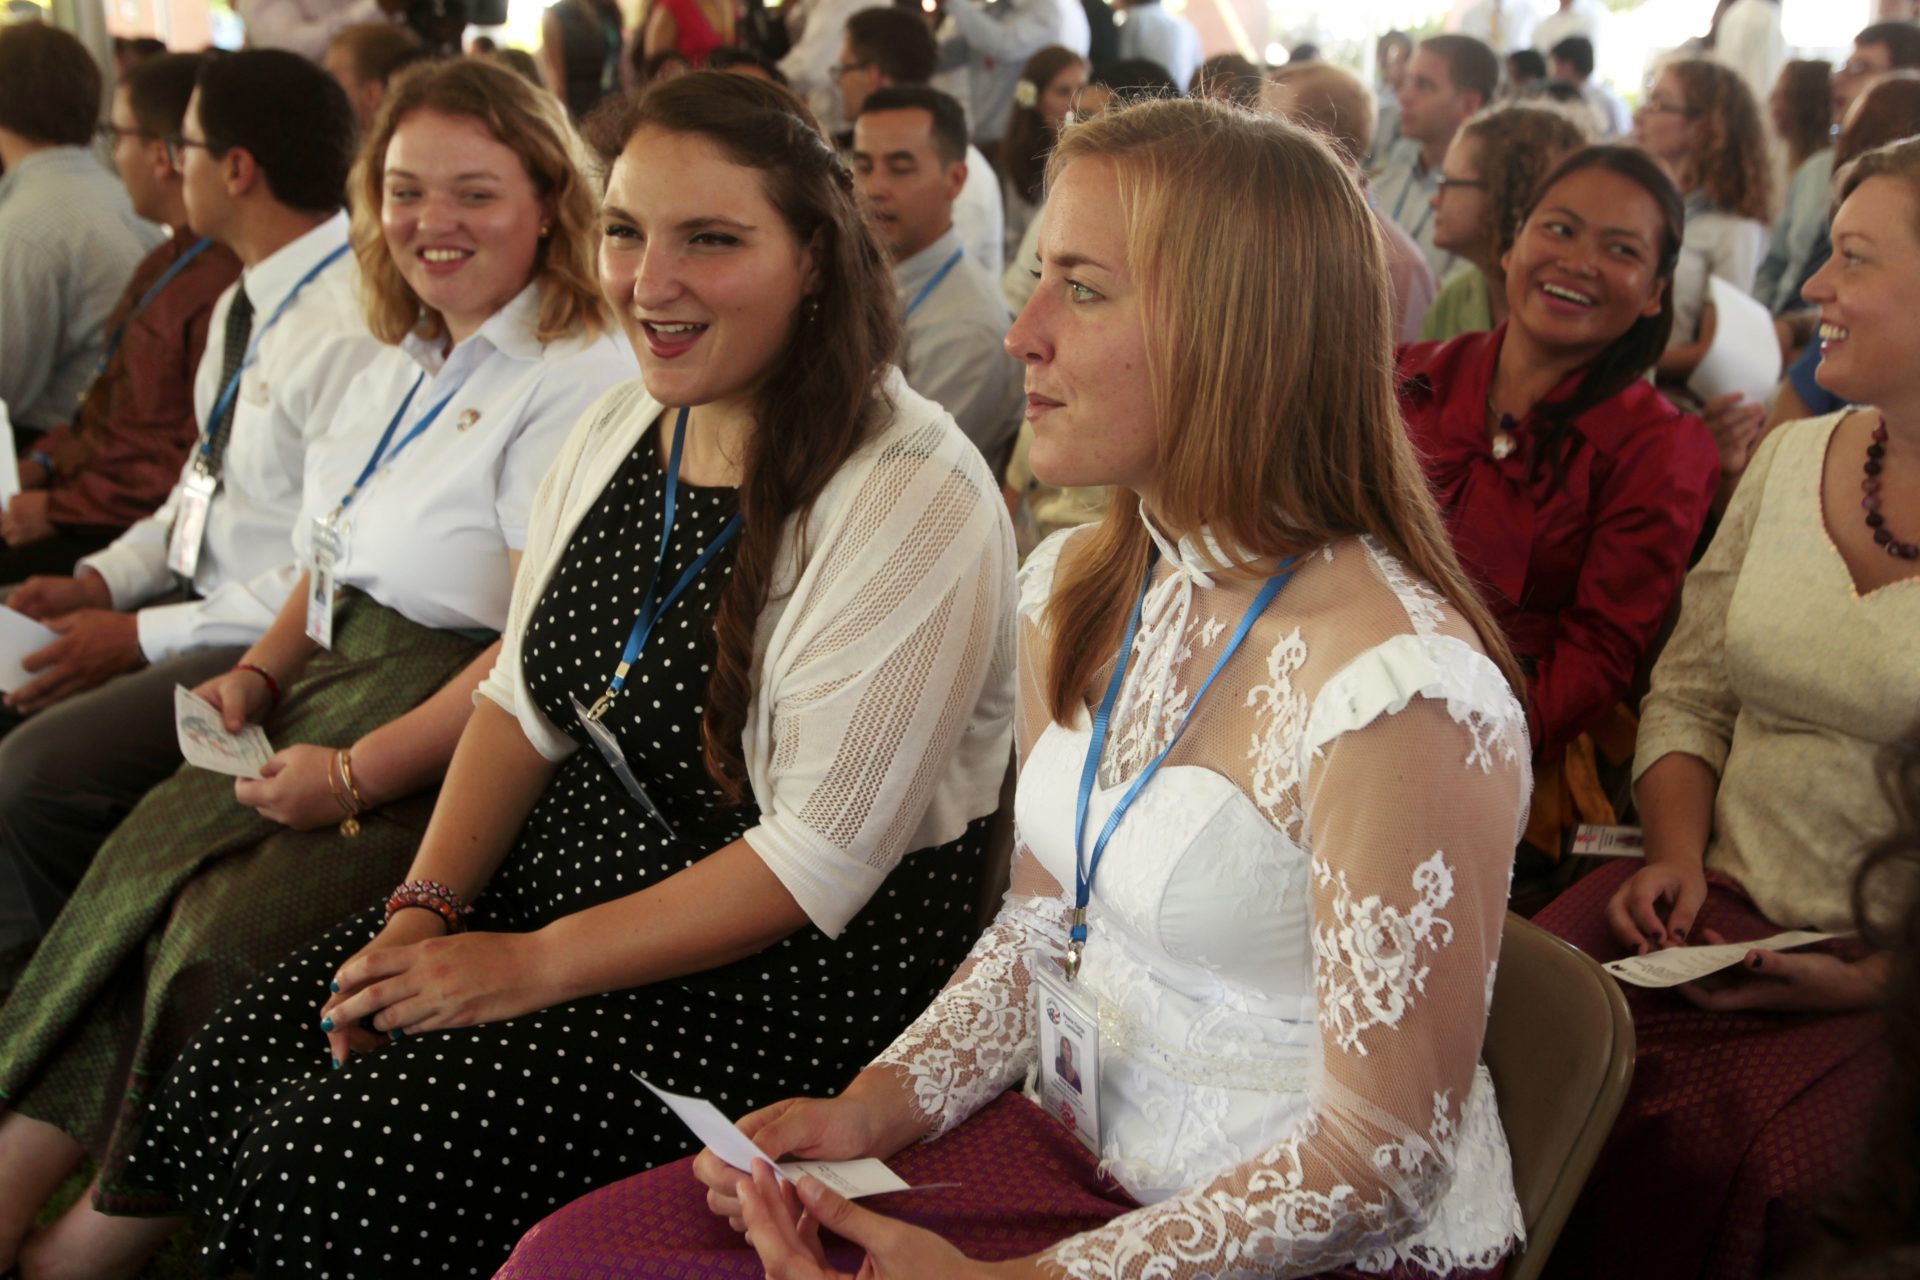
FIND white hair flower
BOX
[1015,78,1039,109]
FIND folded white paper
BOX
[0,606,57,693]
[174,684,274,777]
[635,1076,912,1198]
[1604,930,1842,988]
[1688,277,1783,407]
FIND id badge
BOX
[165,468,219,578]
[1032,953,1102,1154]
[570,694,676,838]
[305,517,345,650]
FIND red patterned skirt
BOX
[1531,860,1889,1280]
[498,1090,1508,1279]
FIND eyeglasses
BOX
[1639,95,1698,118]
[1840,57,1888,78]
[1434,174,1487,192]
[829,60,871,80]
[96,123,157,145]
[163,133,212,168]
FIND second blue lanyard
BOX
[1066,551,1300,977]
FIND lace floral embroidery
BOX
[870,889,1070,1134]
[1313,851,1457,1057]
[1245,627,1310,837]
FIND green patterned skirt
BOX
[0,593,487,1213]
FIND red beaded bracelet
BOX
[233,663,282,712]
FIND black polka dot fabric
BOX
[140,420,992,1278]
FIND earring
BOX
[805,295,822,322]
[539,222,552,238]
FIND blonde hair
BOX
[349,57,607,345]
[1039,98,1522,721]
[1838,133,1920,240]
[1263,62,1374,165]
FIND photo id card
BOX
[165,469,219,578]
[570,694,676,838]
[305,517,344,650]
[1032,953,1101,1154]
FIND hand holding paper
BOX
[0,607,58,694]
[1604,930,1841,988]
[175,684,274,777]
[636,1076,913,1198]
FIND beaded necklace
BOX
[1863,417,1920,561]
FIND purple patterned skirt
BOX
[1531,860,1889,1280]
[498,1090,1508,1279]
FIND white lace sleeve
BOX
[1044,677,1527,1279]
[868,528,1082,1135]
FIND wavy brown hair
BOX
[350,57,608,346]
[1773,59,1833,175]
[1002,46,1088,206]
[1039,98,1523,721]
[1664,57,1773,222]
[1457,100,1589,274]
[595,73,901,799]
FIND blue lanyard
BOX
[198,241,352,467]
[1065,551,1300,978]
[586,406,743,720]
[95,237,214,379]
[905,248,965,319]
[330,370,463,517]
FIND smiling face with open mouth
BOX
[598,125,817,413]
[1803,174,1920,408]
[1502,166,1667,362]
[382,108,549,345]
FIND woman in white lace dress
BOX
[502,96,1534,1280]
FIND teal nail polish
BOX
[320,1016,334,1032]
[329,980,340,993]
[330,1056,341,1070]
[391,1027,406,1040]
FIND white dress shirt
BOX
[1714,0,1788,110]
[80,212,382,662]
[955,143,1006,279]
[1533,0,1601,59]
[291,286,638,633]
[943,0,1090,144]
[1116,1,1202,91]
[896,228,1022,464]
[237,0,395,61]
[1372,139,1461,283]
[1449,0,1541,56]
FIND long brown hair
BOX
[1002,45,1088,206]
[1039,98,1523,721]
[1774,59,1833,174]
[1663,57,1772,222]
[350,57,608,345]
[594,73,901,799]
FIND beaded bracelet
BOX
[383,880,475,934]
[232,662,282,712]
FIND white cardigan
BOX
[477,370,1018,937]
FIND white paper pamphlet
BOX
[0,606,57,694]
[174,684,274,777]
[1570,824,1645,859]
[633,1075,914,1199]
[1687,276,1783,407]
[1604,930,1843,989]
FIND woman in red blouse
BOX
[1398,147,1718,841]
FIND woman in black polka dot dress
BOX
[134,74,1017,1278]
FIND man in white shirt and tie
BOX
[853,86,1023,470]
[0,51,385,949]
[1115,0,1202,93]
